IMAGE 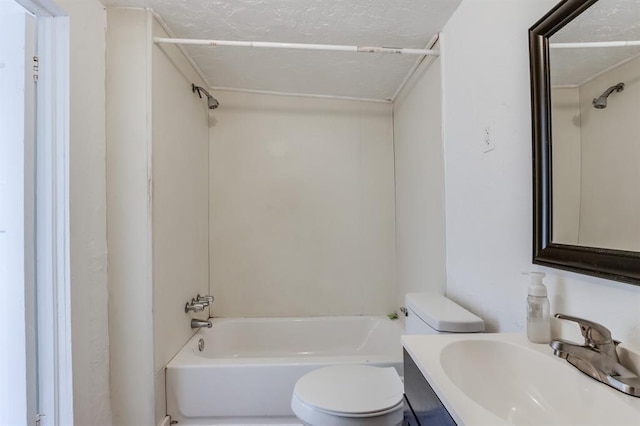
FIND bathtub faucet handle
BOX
[185,299,205,313]
[196,294,214,306]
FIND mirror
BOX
[530,0,640,285]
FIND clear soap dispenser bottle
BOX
[525,272,550,343]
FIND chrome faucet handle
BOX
[196,294,214,305]
[554,314,614,349]
[185,300,205,313]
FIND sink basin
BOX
[402,334,640,425]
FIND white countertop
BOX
[402,333,640,426]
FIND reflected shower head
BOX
[192,84,219,110]
[592,82,624,109]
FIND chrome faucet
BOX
[195,294,214,306]
[184,294,214,313]
[550,314,640,397]
[191,318,212,329]
[184,299,205,313]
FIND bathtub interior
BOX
[196,316,403,359]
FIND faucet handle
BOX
[185,300,205,313]
[554,313,613,347]
[196,294,214,306]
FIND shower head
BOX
[192,84,219,110]
[592,82,624,109]
[207,96,219,110]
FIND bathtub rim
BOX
[167,315,404,367]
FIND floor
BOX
[195,423,301,426]
[186,421,301,426]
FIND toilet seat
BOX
[291,365,404,426]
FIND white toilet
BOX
[291,292,484,426]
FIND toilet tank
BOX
[405,293,485,335]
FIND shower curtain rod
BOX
[551,40,640,49]
[153,37,438,56]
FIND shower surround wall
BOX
[550,87,582,245]
[106,8,209,425]
[209,93,396,317]
[552,57,640,251]
[392,49,446,308]
[151,18,209,423]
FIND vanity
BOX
[402,333,640,425]
[403,348,455,426]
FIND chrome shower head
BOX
[592,82,624,109]
[192,83,220,110]
[207,95,219,110]
[593,98,607,109]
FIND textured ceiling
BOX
[550,0,640,87]
[100,0,462,101]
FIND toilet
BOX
[291,292,485,426]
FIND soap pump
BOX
[525,272,550,343]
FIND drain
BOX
[198,338,205,352]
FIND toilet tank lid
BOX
[406,293,485,332]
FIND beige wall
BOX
[106,8,212,425]
[106,8,155,425]
[577,57,640,251]
[107,8,209,425]
[392,50,446,309]
[151,18,210,422]
[551,87,581,245]
[551,57,640,251]
[56,0,112,424]
[209,92,396,317]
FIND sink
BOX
[402,334,640,425]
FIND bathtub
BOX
[166,316,403,423]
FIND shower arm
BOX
[192,84,220,110]
[601,84,624,99]
[192,84,211,99]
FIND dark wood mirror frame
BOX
[529,0,640,286]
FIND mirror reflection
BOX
[549,0,640,252]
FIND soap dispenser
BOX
[525,272,550,343]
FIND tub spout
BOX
[191,319,212,329]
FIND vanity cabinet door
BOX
[403,349,457,426]
[403,395,419,425]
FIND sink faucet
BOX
[550,314,640,397]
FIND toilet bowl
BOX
[291,293,484,426]
[291,364,404,426]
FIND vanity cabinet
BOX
[403,349,456,426]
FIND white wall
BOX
[393,52,446,309]
[0,4,32,423]
[577,58,640,251]
[209,92,396,317]
[106,8,155,425]
[55,0,112,424]
[151,18,209,423]
[441,0,640,349]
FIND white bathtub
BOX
[166,316,404,424]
